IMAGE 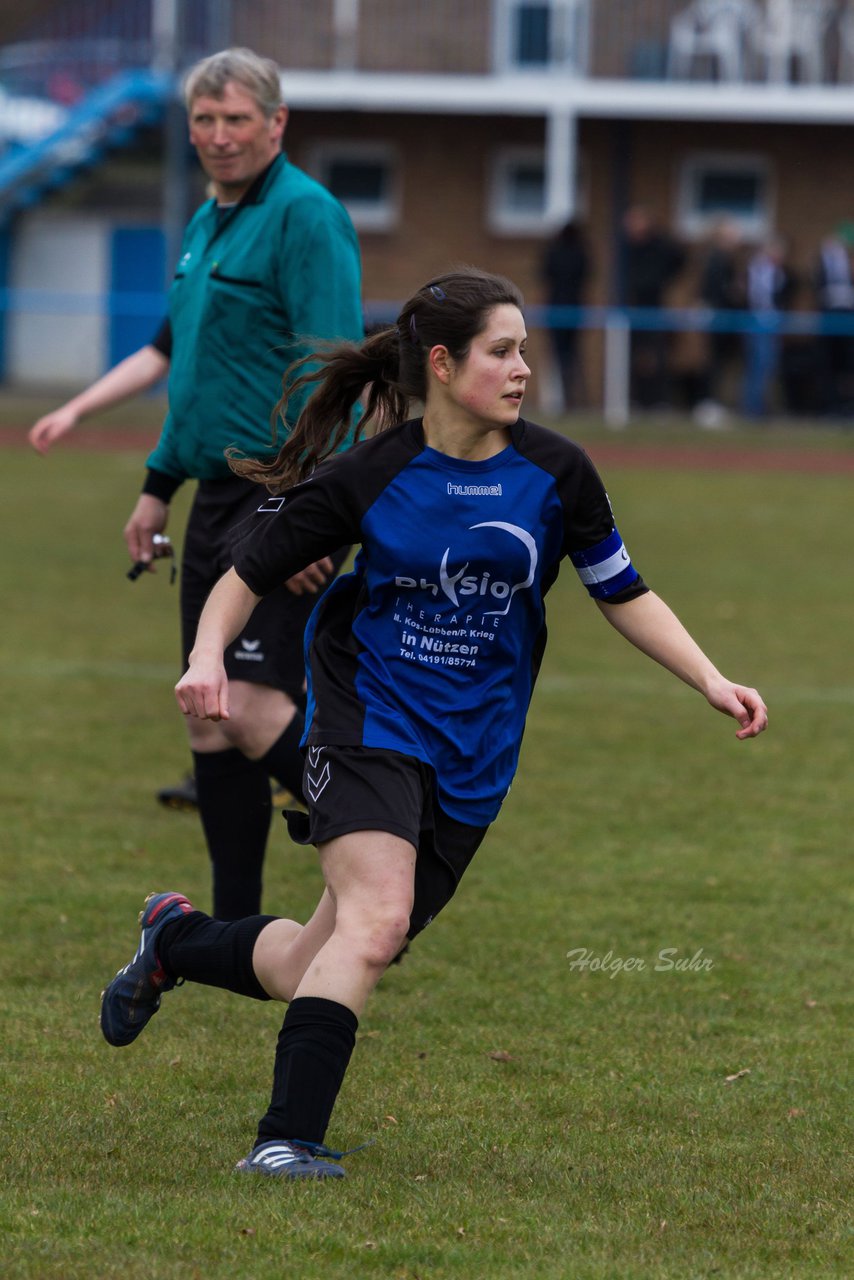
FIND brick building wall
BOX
[288,108,854,404]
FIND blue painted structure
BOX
[0,69,171,223]
[109,225,166,366]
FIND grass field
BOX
[1,413,852,1279]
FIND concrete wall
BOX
[7,212,110,386]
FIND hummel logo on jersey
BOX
[306,747,331,801]
[447,482,503,496]
[257,496,286,513]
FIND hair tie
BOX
[429,285,446,301]
[409,313,418,344]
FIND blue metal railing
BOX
[5,287,854,335]
[528,304,854,337]
[3,290,852,422]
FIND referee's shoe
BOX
[157,773,292,812]
[156,773,199,812]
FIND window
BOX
[517,4,551,65]
[489,147,547,233]
[494,0,590,73]
[677,153,773,240]
[489,145,588,235]
[307,143,399,232]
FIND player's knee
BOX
[222,683,295,755]
[216,716,255,754]
[347,909,411,972]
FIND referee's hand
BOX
[285,556,334,595]
[124,494,169,567]
[29,406,79,454]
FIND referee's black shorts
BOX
[180,475,349,701]
[284,745,488,940]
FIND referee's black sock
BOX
[158,911,275,1001]
[257,996,358,1147]
[257,711,306,803]
[193,749,272,920]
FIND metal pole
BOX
[333,0,360,71]
[603,314,630,429]
[153,0,188,289]
[543,107,577,230]
[206,0,233,50]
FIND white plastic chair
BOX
[668,0,760,81]
[751,0,835,83]
[839,8,854,83]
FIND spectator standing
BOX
[694,217,744,427]
[121,48,363,920]
[540,219,590,410]
[814,226,854,415]
[620,206,686,410]
[742,237,794,419]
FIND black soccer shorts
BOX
[284,745,488,939]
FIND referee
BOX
[122,48,363,919]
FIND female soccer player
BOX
[100,268,767,1179]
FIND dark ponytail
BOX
[228,265,524,492]
[228,327,407,491]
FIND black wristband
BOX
[142,468,183,503]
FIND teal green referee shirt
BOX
[147,152,363,489]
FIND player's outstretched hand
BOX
[175,660,230,722]
[28,407,78,454]
[704,677,768,739]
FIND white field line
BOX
[6,657,177,682]
[7,657,854,707]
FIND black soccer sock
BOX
[257,712,306,803]
[193,749,272,920]
[157,911,275,1001]
[257,996,358,1147]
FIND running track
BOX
[4,425,854,474]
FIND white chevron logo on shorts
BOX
[240,639,262,652]
[306,763,331,802]
[306,747,331,801]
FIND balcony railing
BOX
[1,0,852,101]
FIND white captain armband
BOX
[570,528,639,600]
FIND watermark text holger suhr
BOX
[566,947,714,979]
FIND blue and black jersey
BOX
[233,417,647,827]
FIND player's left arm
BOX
[596,591,768,739]
[176,568,261,722]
